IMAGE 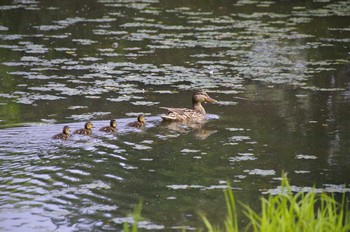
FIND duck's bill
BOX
[206,97,217,103]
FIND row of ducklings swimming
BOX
[52,91,217,140]
[52,114,145,140]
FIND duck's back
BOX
[74,128,91,135]
[99,126,115,133]
[52,133,69,140]
[127,121,143,128]
[161,107,205,122]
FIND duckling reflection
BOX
[74,122,94,135]
[127,114,145,128]
[160,91,217,123]
[52,126,70,140]
[100,119,117,133]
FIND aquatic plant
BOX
[199,182,239,232]
[123,174,349,231]
[200,174,350,232]
[123,199,143,232]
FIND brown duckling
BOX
[127,114,145,128]
[52,126,70,140]
[99,119,117,133]
[74,122,94,135]
[160,91,217,123]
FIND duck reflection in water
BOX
[163,121,217,140]
[160,91,218,139]
[160,91,217,123]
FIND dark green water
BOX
[0,0,350,231]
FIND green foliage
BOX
[201,174,350,232]
[199,182,239,232]
[123,199,143,232]
[124,175,350,231]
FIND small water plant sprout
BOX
[200,173,350,232]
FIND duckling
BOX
[160,91,217,123]
[100,119,117,133]
[52,126,70,140]
[127,114,145,128]
[74,122,94,135]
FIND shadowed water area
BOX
[0,0,350,231]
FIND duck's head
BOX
[192,91,217,104]
[85,122,94,130]
[110,119,117,128]
[63,126,70,134]
[137,114,145,124]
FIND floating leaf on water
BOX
[226,128,245,132]
[81,180,111,190]
[264,184,350,195]
[0,26,9,31]
[140,158,153,161]
[33,25,65,31]
[40,119,56,124]
[80,57,102,62]
[229,136,251,142]
[67,112,110,121]
[104,174,124,181]
[54,17,85,26]
[67,106,88,110]
[131,101,159,106]
[72,39,97,45]
[66,169,90,176]
[295,170,311,174]
[180,149,201,153]
[230,153,256,162]
[245,169,276,176]
[295,154,318,160]
[107,96,131,102]
[217,101,237,106]
[167,184,203,190]
[301,86,344,91]
[81,204,118,212]
[153,90,174,94]
[133,144,152,150]
[323,184,350,193]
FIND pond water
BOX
[0,0,350,231]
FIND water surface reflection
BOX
[1,0,350,230]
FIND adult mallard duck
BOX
[52,126,70,140]
[160,91,217,123]
[127,114,145,128]
[74,122,94,135]
[100,119,117,133]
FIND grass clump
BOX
[123,199,143,232]
[201,174,350,232]
[200,182,239,232]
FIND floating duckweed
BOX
[246,169,276,176]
